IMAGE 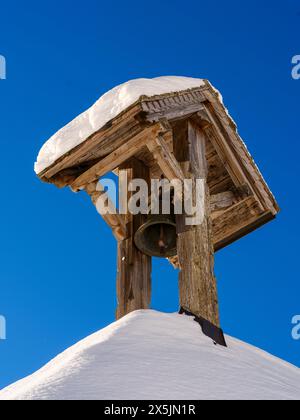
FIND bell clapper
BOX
[158,224,167,255]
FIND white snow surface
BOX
[0,310,299,401]
[34,76,207,174]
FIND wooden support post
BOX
[116,158,152,320]
[173,120,220,327]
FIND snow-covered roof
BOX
[1,310,299,400]
[34,77,207,174]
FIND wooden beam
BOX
[85,182,126,241]
[199,107,249,189]
[168,255,180,269]
[174,119,220,327]
[116,159,152,320]
[202,89,279,215]
[71,123,166,192]
[147,135,185,182]
[210,191,236,213]
[200,105,270,215]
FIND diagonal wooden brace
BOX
[85,181,126,242]
[71,123,168,192]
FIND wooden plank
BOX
[212,196,264,250]
[140,87,206,108]
[214,211,275,251]
[168,199,273,268]
[210,191,236,212]
[145,103,205,123]
[71,123,165,192]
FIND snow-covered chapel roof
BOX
[0,311,299,400]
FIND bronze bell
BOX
[134,213,177,258]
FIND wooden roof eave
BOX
[37,84,211,185]
[202,82,279,215]
[37,82,279,221]
[37,100,146,183]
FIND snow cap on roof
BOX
[34,76,207,174]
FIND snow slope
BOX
[34,76,207,174]
[0,310,299,401]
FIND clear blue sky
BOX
[0,0,299,389]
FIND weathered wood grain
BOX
[174,120,220,327]
[212,196,266,250]
[116,159,152,320]
[147,135,185,182]
[203,87,279,215]
[210,191,236,212]
[71,123,165,192]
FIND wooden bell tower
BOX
[36,80,279,341]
